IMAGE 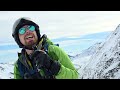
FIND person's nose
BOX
[25,29,30,34]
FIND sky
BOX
[0,11,120,43]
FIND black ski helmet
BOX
[12,17,41,49]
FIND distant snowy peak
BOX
[81,24,120,79]
[81,42,103,56]
[70,42,102,60]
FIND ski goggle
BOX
[18,25,35,35]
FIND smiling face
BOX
[18,25,38,48]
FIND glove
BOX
[31,50,61,75]
[24,72,44,79]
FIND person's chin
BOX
[25,39,37,46]
[25,44,33,49]
[26,40,34,44]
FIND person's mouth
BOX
[24,34,37,45]
[25,35,34,40]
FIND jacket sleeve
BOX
[48,45,79,79]
[14,61,22,79]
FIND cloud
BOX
[0,11,120,41]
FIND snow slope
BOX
[0,63,14,79]
[77,24,120,79]
[72,42,102,78]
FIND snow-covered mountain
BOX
[77,24,120,79]
[76,42,102,58]
[72,42,103,78]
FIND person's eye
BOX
[29,26,35,31]
[19,28,26,34]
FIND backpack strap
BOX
[36,34,59,54]
[17,59,41,79]
[17,59,25,78]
